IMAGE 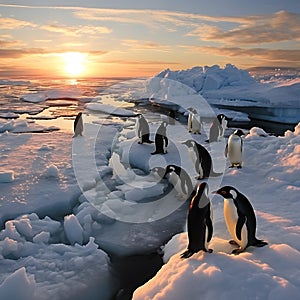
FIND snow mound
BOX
[156,64,256,93]
[133,234,300,300]
[43,164,59,179]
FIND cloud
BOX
[41,24,111,36]
[102,59,180,66]
[0,48,46,58]
[187,11,300,45]
[121,40,171,52]
[0,48,106,59]
[0,17,37,29]
[0,40,23,48]
[190,46,300,64]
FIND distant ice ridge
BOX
[155,64,300,108]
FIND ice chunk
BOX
[64,214,83,245]
[0,267,36,300]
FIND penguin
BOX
[225,129,244,168]
[206,117,219,143]
[73,112,83,137]
[135,114,153,144]
[182,140,222,179]
[181,182,213,258]
[164,164,194,199]
[151,121,168,155]
[217,114,228,139]
[187,108,201,134]
[168,110,176,125]
[206,114,228,143]
[213,186,268,254]
[150,166,166,181]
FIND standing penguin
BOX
[213,186,268,254]
[135,114,153,144]
[73,112,83,137]
[218,113,228,139]
[225,129,244,168]
[187,108,201,134]
[164,164,194,199]
[181,182,213,258]
[182,140,222,179]
[151,121,168,155]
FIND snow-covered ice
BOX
[0,66,299,299]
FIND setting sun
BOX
[63,52,86,77]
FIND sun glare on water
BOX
[63,52,86,77]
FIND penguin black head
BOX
[217,114,224,123]
[150,166,167,179]
[191,182,210,209]
[217,114,228,122]
[233,129,245,137]
[213,186,238,200]
[165,165,176,174]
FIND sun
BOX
[63,52,86,77]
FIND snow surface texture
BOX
[133,123,300,300]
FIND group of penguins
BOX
[135,110,268,257]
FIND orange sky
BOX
[0,3,299,78]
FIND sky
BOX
[0,0,299,78]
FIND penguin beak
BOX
[212,190,219,194]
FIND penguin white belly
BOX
[220,119,227,138]
[188,113,193,131]
[135,119,141,142]
[191,114,201,133]
[188,148,203,178]
[168,172,184,198]
[228,136,242,164]
[224,199,247,249]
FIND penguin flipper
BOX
[236,215,246,240]
[164,136,169,147]
[206,209,213,243]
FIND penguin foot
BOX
[180,250,194,259]
[229,165,235,168]
[206,248,213,253]
[196,176,204,180]
[253,240,268,247]
[237,165,242,169]
[229,240,239,246]
[231,247,244,255]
